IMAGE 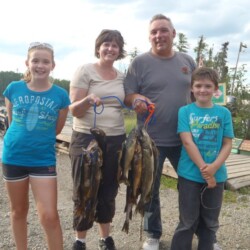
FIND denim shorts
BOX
[2,163,57,182]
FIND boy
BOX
[171,67,234,250]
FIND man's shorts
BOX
[2,163,57,182]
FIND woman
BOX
[69,29,126,250]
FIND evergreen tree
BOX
[213,42,229,83]
[174,33,189,53]
[194,35,208,66]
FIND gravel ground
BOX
[0,153,249,250]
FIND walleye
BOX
[119,127,138,185]
[121,127,157,233]
[90,127,106,153]
[122,139,143,233]
[131,139,143,203]
[86,139,103,223]
[135,128,155,216]
[74,138,103,224]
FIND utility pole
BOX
[230,42,247,95]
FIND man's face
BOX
[149,19,176,56]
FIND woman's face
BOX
[97,40,120,63]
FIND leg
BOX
[30,177,63,250]
[5,178,29,250]
[197,183,224,250]
[98,223,111,238]
[144,145,181,239]
[96,135,125,250]
[171,177,202,250]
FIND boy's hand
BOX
[200,164,217,179]
[206,176,217,189]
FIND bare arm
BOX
[5,97,12,126]
[56,107,69,135]
[69,86,101,118]
[180,132,216,188]
[180,132,206,168]
[201,137,232,177]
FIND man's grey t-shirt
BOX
[124,51,196,147]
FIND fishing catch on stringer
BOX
[119,101,158,234]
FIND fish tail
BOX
[122,220,129,234]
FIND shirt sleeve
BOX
[223,108,234,138]
[177,106,190,134]
[70,64,90,89]
[124,58,140,95]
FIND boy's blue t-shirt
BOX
[2,80,70,167]
[177,102,234,183]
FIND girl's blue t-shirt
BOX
[2,80,70,167]
[177,102,234,183]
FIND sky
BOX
[0,0,249,84]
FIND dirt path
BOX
[0,153,249,250]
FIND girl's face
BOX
[98,40,120,63]
[26,49,55,82]
[191,78,218,107]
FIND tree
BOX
[213,42,229,83]
[194,35,208,66]
[227,64,250,139]
[174,33,189,53]
[0,71,69,100]
[128,47,140,63]
[205,46,214,68]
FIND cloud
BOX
[0,0,249,82]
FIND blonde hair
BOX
[23,43,54,83]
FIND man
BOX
[124,14,196,250]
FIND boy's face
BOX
[191,78,218,107]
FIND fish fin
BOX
[122,221,129,234]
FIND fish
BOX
[74,139,103,223]
[121,139,143,233]
[135,128,155,216]
[122,182,134,234]
[86,139,103,223]
[119,127,138,185]
[90,127,106,154]
[121,127,155,233]
[131,139,143,203]
[150,138,159,181]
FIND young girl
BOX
[171,67,234,250]
[2,42,70,250]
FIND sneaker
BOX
[98,236,116,250]
[72,240,86,250]
[213,242,222,250]
[142,238,159,250]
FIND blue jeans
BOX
[143,145,181,239]
[171,177,224,250]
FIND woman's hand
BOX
[86,93,102,106]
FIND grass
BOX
[160,175,178,190]
[124,110,137,134]
[160,175,250,204]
